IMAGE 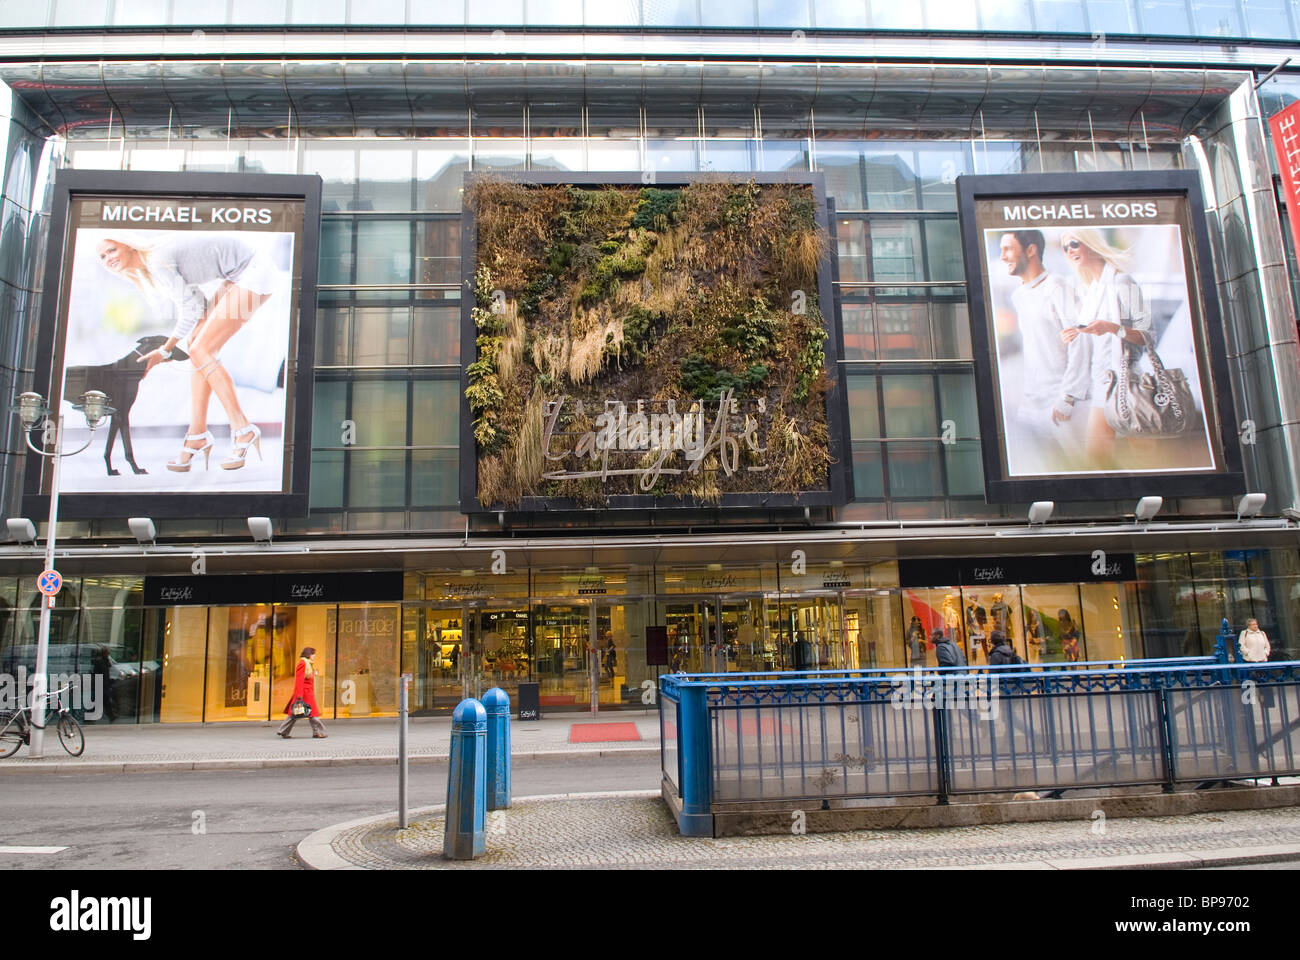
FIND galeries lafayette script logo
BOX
[542,388,771,490]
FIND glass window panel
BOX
[816,144,867,210]
[319,220,355,284]
[931,301,972,358]
[1032,0,1088,29]
[158,606,208,722]
[527,0,586,23]
[870,218,923,289]
[887,441,943,497]
[112,0,167,24]
[701,0,757,25]
[815,0,868,26]
[881,374,937,437]
[1243,0,1293,37]
[923,219,964,282]
[937,373,979,437]
[644,0,701,24]
[869,0,917,25]
[864,147,919,210]
[531,138,586,172]
[1020,585,1083,663]
[415,220,459,284]
[1137,0,1191,32]
[316,306,351,365]
[352,307,411,365]
[758,0,810,25]
[358,146,414,211]
[334,605,399,717]
[311,380,349,446]
[350,380,409,446]
[979,141,1024,176]
[760,140,811,173]
[472,140,527,172]
[127,148,185,173]
[232,0,289,22]
[355,221,413,285]
[310,450,345,509]
[404,0,463,21]
[1136,552,1203,657]
[290,0,346,21]
[943,440,984,497]
[412,305,461,364]
[411,449,460,505]
[917,144,968,210]
[352,0,407,21]
[202,605,281,723]
[645,138,700,173]
[584,0,640,23]
[701,140,758,173]
[1079,582,1139,660]
[836,218,869,282]
[52,0,106,25]
[1189,0,1242,34]
[851,443,885,499]
[411,381,460,446]
[241,143,295,175]
[876,302,932,358]
[925,0,978,26]
[348,450,408,508]
[840,301,874,360]
[417,145,471,211]
[847,374,881,438]
[302,146,357,211]
[185,150,235,173]
[979,0,1032,28]
[584,140,643,171]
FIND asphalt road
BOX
[0,753,663,870]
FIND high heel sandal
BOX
[166,431,214,472]
[220,423,262,471]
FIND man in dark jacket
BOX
[932,629,967,668]
[988,631,1023,666]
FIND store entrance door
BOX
[460,601,484,702]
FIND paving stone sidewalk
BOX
[0,713,661,772]
[300,794,1300,870]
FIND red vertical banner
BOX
[1268,101,1300,261]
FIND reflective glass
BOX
[923,219,964,282]
[937,373,979,437]
[1241,0,1293,37]
[979,0,1032,28]
[1189,0,1242,34]
[415,220,460,284]
[303,146,357,211]
[815,0,868,26]
[290,0,346,22]
[316,307,351,365]
[882,375,937,437]
[352,0,408,22]
[926,0,979,27]
[758,0,810,25]
[1032,0,1088,29]
[112,0,167,24]
[158,607,207,722]
[411,450,459,505]
[358,146,415,211]
[836,218,869,282]
[350,380,409,446]
[760,140,810,173]
[840,302,874,360]
[52,0,106,25]
[531,139,586,172]
[310,450,345,509]
[412,381,460,446]
[869,0,914,25]
[352,307,411,365]
[702,0,757,25]
[412,306,460,365]
[870,219,923,288]
[931,301,971,358]
[1086,0,1138,30]
[319,220,355,285]
[1138,0,1191,32]
[348,451,408,508]
[943,441,984,496]
[816,143,867,210]
[864,147,919,210]
[417,145,471,211]
[643,0,700,24]
[887,442,944,497]
[311,380,349,446]
[355,221,413,285]
[876,302,931,358]
[852,444,885,498]
[847,374,881,437]
[917,144,967,210]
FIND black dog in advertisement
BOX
[62,335,190,476]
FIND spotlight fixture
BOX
[6,518,36,543]
[1027,501,1055,525]
[1134,496,1163,522]
[127,517,156,544]
[1236,493,1266,520]
[247,517,273,543]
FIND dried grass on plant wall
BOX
[514,384,547,497]
[478,452,519,508]
[497,301,526,387]
[567,307,624,384]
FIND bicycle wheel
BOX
[0,713,24,759]
[57,714,84,757]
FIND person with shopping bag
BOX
[277,646,327,739]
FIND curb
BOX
[295,792,1300,871]
[296,790,663,871]
[0,745,661,774]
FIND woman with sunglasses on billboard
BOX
[1058,228,1150,466]
[95,234,280,472]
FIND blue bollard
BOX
[444,698,486,860]
[483,686,512,811]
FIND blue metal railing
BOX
[659,659,1300,836]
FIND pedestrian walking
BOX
[277,646,327,739]
[932,629,967,668]
[988,631,1024,666]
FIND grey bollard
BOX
[444,698,486,860]
[483,686,511,810]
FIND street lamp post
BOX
[14,388,112,758]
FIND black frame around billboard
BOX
[956,170,1245,503]
[458,171,853,514]
[23,170,322,520]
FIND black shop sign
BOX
[898,554,1136,588]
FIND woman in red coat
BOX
[276,646,327,739]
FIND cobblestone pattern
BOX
[328,797,1300,870]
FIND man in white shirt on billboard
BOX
[999,229,1091,473]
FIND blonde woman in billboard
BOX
[1058,228,1150,465]
[95,233,280,473]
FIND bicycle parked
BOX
[0,684,85,758]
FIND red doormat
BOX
[569,722,642,743]
[539,695,578,706]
